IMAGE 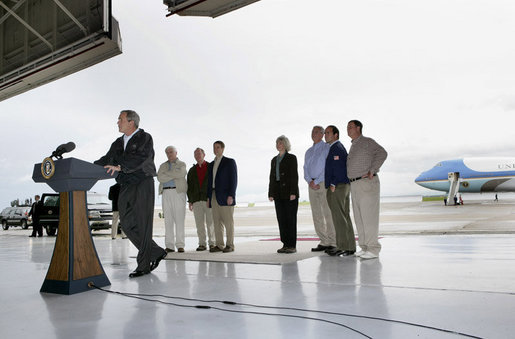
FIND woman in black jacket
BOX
[268,135,299,253]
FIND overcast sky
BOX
[2,0,515,208]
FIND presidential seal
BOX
[41,157,55,179]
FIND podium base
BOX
[40,274,110,295]
[41,191,111,295]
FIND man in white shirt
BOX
[157,146,188,253]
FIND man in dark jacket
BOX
[95,110,166,278]
[207,141,238,253]
[324,125,356,257]
[187,148,214,251]
[28,195,43,237]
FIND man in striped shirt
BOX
[347,120,387,260]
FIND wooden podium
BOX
[32,157,114,295]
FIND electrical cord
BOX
[89,283,483,338]
[89,283,371,338]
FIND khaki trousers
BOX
[350,175,381,255]
[162,189,186,249]
[326,183,355,251]
[111,211,126,239]
[211,193,235,250]
[308,183,336,247]
[192,201,215,247]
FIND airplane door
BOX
[447,172,460,205]
[448,172,460,181]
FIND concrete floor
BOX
[1,199,515,338]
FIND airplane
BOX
[415,158,515,200]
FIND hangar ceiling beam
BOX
[0,0,53,51]
[0,0,25,25]
[52,0,88,37]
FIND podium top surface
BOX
[32,157,117,192]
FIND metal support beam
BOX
[0,0,53,51]
[52,0,88,36]
[0,0,26,25]
[165,0,208,17]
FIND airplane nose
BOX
[414,172,425,183]
[414,170,432,188]
[414,168,440,190]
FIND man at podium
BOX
[95,110,167,278]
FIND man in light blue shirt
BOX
[303,126,336,252]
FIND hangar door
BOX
[0,0,121,102]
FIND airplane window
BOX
[435,163,442,167]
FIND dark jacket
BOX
[324,140,350,188]
[29,200,43,222]
[187,161,210,203]
[268,152,299,200]
[108,183,120,212]
[207,156,237,207]
[94,129,156,185]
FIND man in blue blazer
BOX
[207,141,238,252]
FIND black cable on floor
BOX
[89,283,371,338]
[89,283,483,339]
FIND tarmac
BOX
[148,197,515,240]
[1,197,514,338]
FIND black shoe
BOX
[324,246,336,253]
[311,244,328,252]
[29,235,36,237]
[338,250,356,257]
[150,252,167,271]
[210,246,222,253]
[196,245,207,251]
[283,247,297,254]
[327,248,343,256]
[129,270,150,278]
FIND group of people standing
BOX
[95,109,238,277]
[156,141,237,255]
[270,121,387,260]
[94,109,386,278]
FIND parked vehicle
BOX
[86,192,113,230]
[39,192,113,236]
[1,206,32,230]
[39,194,59,236]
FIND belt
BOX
[163,187,176,189]
[349,174,376,182]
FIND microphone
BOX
[51,142,76,159]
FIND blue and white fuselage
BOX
[415,158,515,193]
